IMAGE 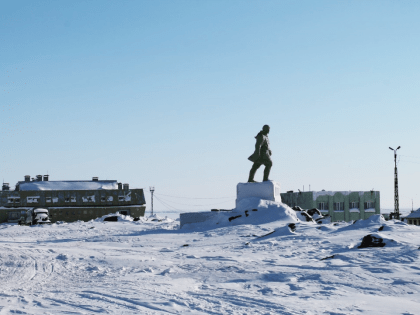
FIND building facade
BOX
[280,190,380,222]
[403,210,420,225]
[0,175,146,223]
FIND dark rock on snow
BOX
[300,211,315,222]
[229,215,242,222]
[358,234,386,248]
[307,208,321,216]
[288,223,296,232]
[320,255,335,261]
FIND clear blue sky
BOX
[2,0,420,212]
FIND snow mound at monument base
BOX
[181,198,305,229]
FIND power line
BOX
[154,195,232,207]
[154,195,182,211]
[154,193,233,200]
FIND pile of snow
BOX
[181,197,323,229]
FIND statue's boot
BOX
[263,165,271,182]
[248,168,258,183]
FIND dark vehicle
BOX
[18,208,51,225]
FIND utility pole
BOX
[149,186,155,216]
[389,146,401,220]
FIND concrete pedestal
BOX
[236,181,281,207]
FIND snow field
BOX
[0,211,419,314]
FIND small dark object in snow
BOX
[252,209,258,211]
[229,215,242,222]
[104,216,118,222]
[316,220,323,224]
[353,220,358,224]
[133,217,140,221]
[89,226,95,229]
[258,230,275,238]
[358,234,386,248]
[320,255,335,261]
[245,210,249,217]
[182,244,189,247]
[378,225,385,231]
[333,223,339,226]
[151,219,162,222]
[292,206,303,211]
[288,223,296,232]
[307,208,321,216]
[211,209,220,212]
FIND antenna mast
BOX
[389,146,401,220]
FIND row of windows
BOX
[50,209,130,216]
[6,196,130,204]
[407,219,420,225]
[318,202,376,211]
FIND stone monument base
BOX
[236,180,281,207]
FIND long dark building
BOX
[0,175,146,223]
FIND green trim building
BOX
[0,175,146,223]
[280,190,380,222]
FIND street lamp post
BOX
[389,146,401,220]
[149,186,155,217]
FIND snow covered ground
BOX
[1,206,420,314]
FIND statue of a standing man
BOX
[247,125,272,182]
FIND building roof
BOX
[405,209,420,219]
[18,180,118,191]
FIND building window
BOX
[65,197,70,203]
[408,219,412,224]
[27,196,40,203]
[46,197,52,203]
[8,211,21,220]
[364,202,375,209]
[350,202,359,209]
[100,196,113,202]
[53,197,59,203]
[318,202,328,210]
[334,202,344,211]
[119,194,131,202]
[82,195,95,202]
[8,197,20,203]
[71,196,76,202]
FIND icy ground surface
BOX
[1,212,420,314]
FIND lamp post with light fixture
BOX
[149,186,155,217]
